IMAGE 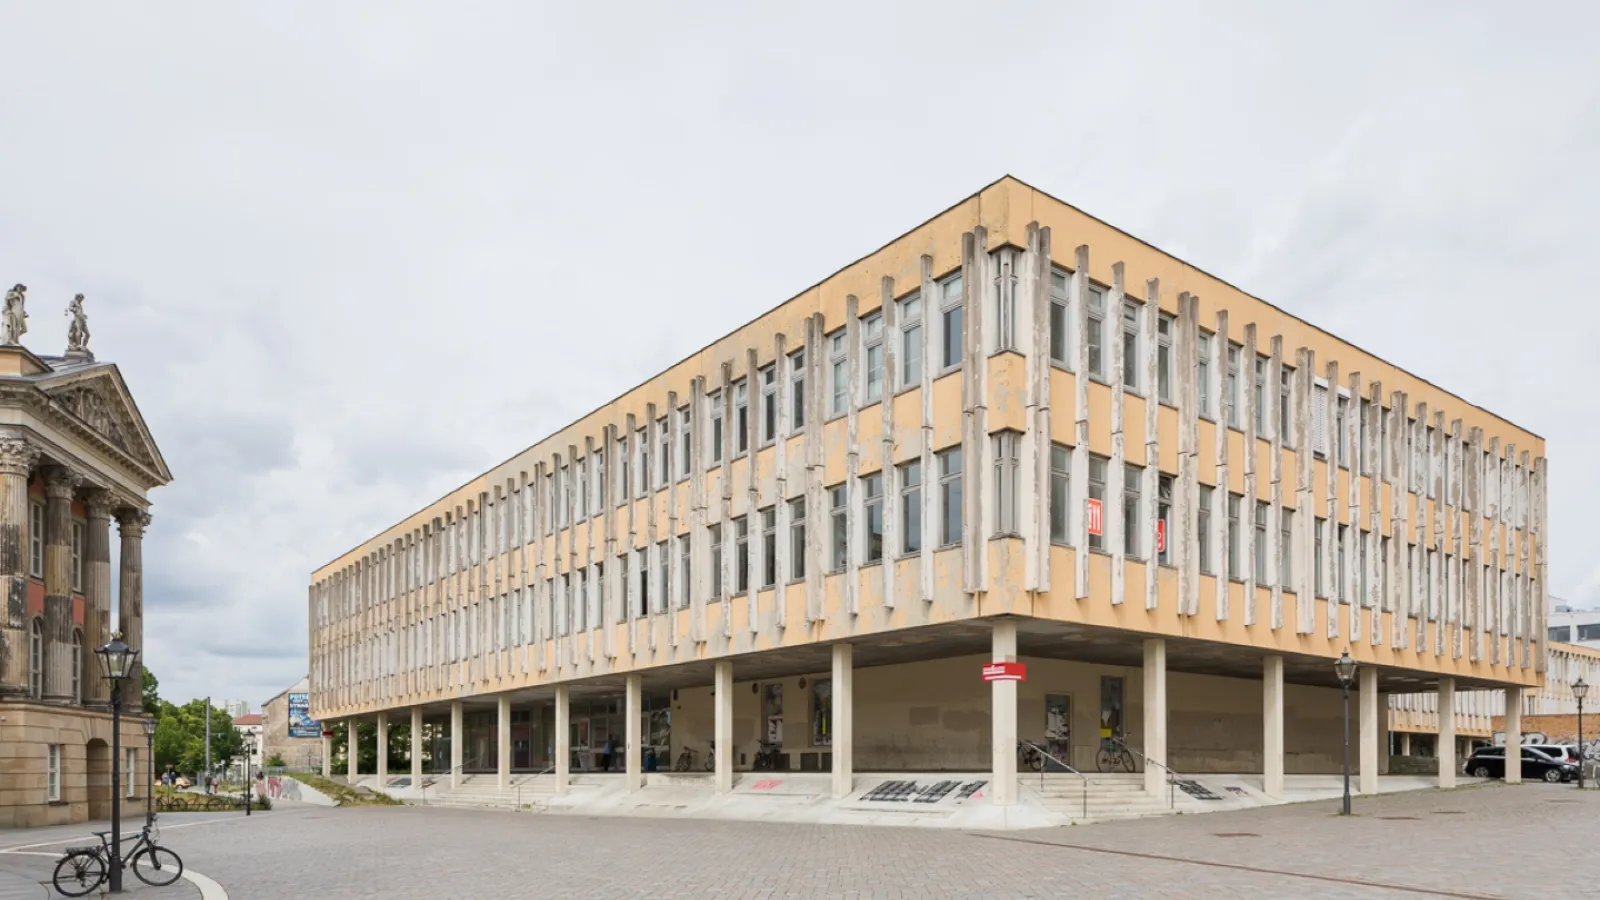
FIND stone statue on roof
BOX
[2,284,26,346]
[66,293,90,355]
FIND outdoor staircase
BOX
[1031,772,1212,823]
[419,773,559,811]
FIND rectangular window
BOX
[679,408,692,479]
[635,553,647,617]
[1255,502,1270,584]
[734,517,749,594]
[1156,313,1174,403]
[1198,486,1213,574]
[71,521,84,592]
[126,748,137,798]
[1157,474,1172,565]
[1122,301,1141,393]
[709,390,724,464]
[761,508,776,588]
[1336,396,1350,468]
[789,498,806,580]
[615,558,626,623]
[830,486,848,571]
[760,364,778,445]
[940,274,964,370]
[679,537,691,608]
[47,744,60,802]
[657,417,670,487]
[899,461,922,555]
[655,541,667,613]
[1088,456,1107,552]
[862,311,884,404]
[1254,357,1268,436]
[1548,625,1572,642]
[1086,286,1105,379]
[863,473,884,563]
[993,432,1020,535]
[1314,517,1326,596]
[900,294,923,388]
[1124,463,1143,557]
[710,525,723,600]
[1049,444,1071,543]
[829,330,848,417]
[1197,332,1212,419]
[789,349,806,430]
[1380,536,1391,605]
[1226,345,1242,428]
[734,380,749,456]
[29,502,42,578]
[1280,508,1294,586]
[637,428,650,496]
[1048,270,1071,366]
[574,458,588,521]
[938,448,963,546]
[1358,399,1371,473]
[1338,525,1349,603]
[1280,368,1294,447]
[1227,494,1243,579]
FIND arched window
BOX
[28,618,42,699]
[71,629,83,704]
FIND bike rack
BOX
[1020,740,1088,821]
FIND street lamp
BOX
[1334,650,1358,816]
[141,717,157,827]
[95,634,139,895]
[1574,677,1589,790]
[242,732,254,816]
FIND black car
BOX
[1464,746,1579,783]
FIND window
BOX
[940,274,964,370]
[1226,345,1242,428]
[830,486,848,570]
[1227,494,1243,579]
[1548,626,1572,642]
[1280,508,1294,586]
[789,498,806,580]
[29,618,41,699]
[70,629,81,703]
[1358,399,1371,473]
[1197,333,1212,419]
[1086,286,1105,379]
[1337,526,1349,603]
[1048,270,1071,366]
[1280,368,1294,446]
[862,311,884,404]
[1336,396,1350,468]
[900,461,922,554]
[637,428,650,496]
[789,349,806,430]
[126,748,137,798]
[938,448,963,546]
[1380,536,1390,605]
[993,432,1020,535]
[679,537,691,607]
[709,525,723,600]
[1578,624,1600,642]
[1198,486,1213,573]
[71,520,84,592]
[617,558,628,622]
[863,473,884,563]
[1255,502,1270,584]
[614,441,627,505]
[1157,474,1173,565]
[828,331,848,417]
[678,408,692,478]
[1314,518,1325,596]
[900,294,923,387]
[1354,531,1367,603]
[657,417,670,487]
[1124,463,1143,557]
[575,458,588,521]
[734,380,749,456]
[29,502,43,578]
[734,517,749,594]
[1122,301,1141,392]
[1254,357,1268,435]
[1049,445,1071,543]
[1156,314,1174,403]
[1088,456,1107,552]
[811,678,832,746]
[760,365,778,445]
[47,744,60,802]
[709,391,724,464]
[761,508,776,588]
[654,542,667,614]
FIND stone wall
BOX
[0,702,149,828]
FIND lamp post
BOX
[1334,650,1358,816]
[1574,677,1589,790]
[142,717,157,827]
[95,634,139,894]
[242,732,254,816]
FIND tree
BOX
[149,698,245,775]
[142,668,161,717]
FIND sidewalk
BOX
[0,852,201,899]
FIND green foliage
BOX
[287,772,399,806]
[142,669,161,717]
[153,785,271,813]
[150,699,246,775]
[265,753,286,768]
[326,721,418,773]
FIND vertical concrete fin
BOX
[1292,347,1314,635]
[1022,225,1045,595]
[805,314,827,623]
[1447,418,1463,659]
[844,294,862,618]
[1175,290,1200,617]
[1322,359,1340,638]
[1143,279,1161,612]
[881,275,899,610]
[772,336,789,631]
[1366,382,1383,649]
[719,362,734,639]
[1267,335,1285,631]
[960,230,987,597]
[1108,261,1127,607]
[1242,323,1258,626]
[1072,244,1091,601]
[746,347,761,635]
[1213,310,1231,622]
[666,390,682,649]
[1346,372,1363,642]
[918,256,937,606]
[688,376,708,645]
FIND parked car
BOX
[1464,746,1578,783]
[1527,744,1581,767]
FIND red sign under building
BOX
[982,662,1027,682]
[1156,519,1166,554]
[1086,498,1103,536]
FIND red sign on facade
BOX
[1086,498,1103,536]
[982,662,1027,683]
[1156,519,1166,554]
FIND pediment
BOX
[37,366,171,485]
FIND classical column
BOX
[116,508,151,712]
[0,438,38,697]
[1438,678,1457,788]
[449,701,463,789]
[410,707,423,785]
[42,468,80,704]
[497,695,511,791]
[831,643,854,800]
[376,711,389,782]
[713,661,733,793]
[84,491,114,707]
[1143,639,1168,798]
[1262,655,1285,798]
[554,685,570,795]
[991,621,1018,806]
[624,675,642,792]
[1359,666,1379,794]
[1503,688,1522,785]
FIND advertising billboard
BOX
[287,692,321,739]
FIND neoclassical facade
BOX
[0,321,171,827]
[310,177,1549,806]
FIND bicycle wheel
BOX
[674,753,690,772]
[1027,749,1044,772]
[1095,747,1114,773]
[131,846,184,887]
[52,850,106,897]
[1118,749,1135,772]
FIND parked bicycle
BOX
[52,816,183,897]
[752,741,783,771]
[1017,741,1045,772]
[1096,735,1136,773]
[673,741,717,772]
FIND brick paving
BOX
[4,784,1595,898]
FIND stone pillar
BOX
[1400,732,1412,757]
[831,643,854,799]
[449,701,463,789]
[713,660,733,793]
[376,711,389,782]
[1503,688,1522,785]
[321,733,331,778]
[41,468,79,703]
[410,707,423,784]
[115,508,151,712]
[625,674,642,792]
[497,695,511,791]
[1359,666,1379,794]
[1438,678,1457,788]
[347,719,359,783]
[1143,639,1168,798]
[554,685,570,794]
[1263,655,1284,798]
[84,491,113,707]
[991,620,1019,806]
[0,438,37,698]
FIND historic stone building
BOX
[261,676,323,771]
[308,177,1550,808]
[0,288,171,827]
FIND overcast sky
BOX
[1,2,1595,710]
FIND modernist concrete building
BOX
[0,298,170,827]
[308,177,1551,808]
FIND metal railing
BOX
[1105,736,1187,809]
[1020,740,1089,820]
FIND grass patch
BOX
[287,772,401,806]
[154,786,271,812]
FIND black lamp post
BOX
[1334,650,1358,816]
[1574,677,1589,790]
[142,717,157,827]
[95,634,139,894]
[242,732,254,816]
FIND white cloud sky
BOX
[1,1,1595,708]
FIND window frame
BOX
[1049,444,1071,544]
[1121,299,1142,395]
[861,311,885,405]
[1048,269,1072,369]
[759,364,778,447]
[29,501,43,579]
[788,497,806,582]
[1085,286,1106,381]
[899,460,922,555]
[899,293,923,389]
[47,743,61,802]
[760,507,777,589]
[1088,456,1107,552]
[789,349,806,431]
[1156,312,1174,405]
[1124,462,1143,558]
[1196,331,1213,420]
[708,390,724,466]
[862,472,884,564]
[829,485,848,571]
[993,432,1021,536]
[828,329,848,418]
[938,274,964,373]
[938,447,963,547]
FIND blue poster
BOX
[287,693,321,739]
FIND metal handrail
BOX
[1020,740,1089,821]
[515,765,556,809]
[1107,736,1187,809]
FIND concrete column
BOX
[554,685,570,794]
[0,439,37,698]
[84,491,113,707]
[410,707,423,785]
[1263,655,1284,798]
[831,643,854,799]
[1400,732,1412,757]
[321,733,331,778]
[376,711,389,782]
[41,468,79,704]
[625,674,642,792]
[1359,666,1379,794]
[449,700,463,789]
[1143,639,1168,798]
[713,660,733,793]
[1503,688,1522,785]
[115,508,150,712]
[991,620,1018,806]
[1438,678,1457,788]
[347,719,359,783]
[497,695,511,790]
